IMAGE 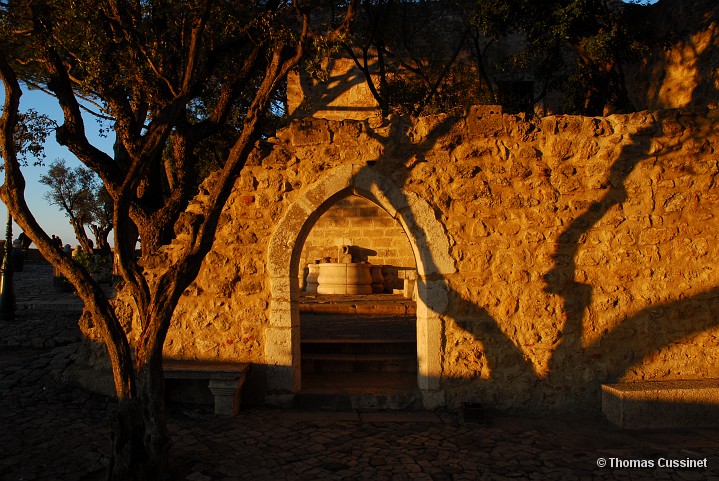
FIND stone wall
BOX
[287,57,381,121]
[287,2,718,119]
[112,105,719,414]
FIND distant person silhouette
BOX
[17,232,31,258]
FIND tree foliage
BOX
[338,0,650,117]
[0,1,357,479]
[339,0,483,116]
[40,158,111,252]
[5,108,55,166]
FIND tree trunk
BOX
[69,216,95,253]
[90,224,112,253]
[107,362,169,481]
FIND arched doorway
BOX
[266,164,455,408]
[298,194,418,409]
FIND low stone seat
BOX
[602,379,719,429]
[163,360,249,417]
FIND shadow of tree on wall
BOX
[541,122,656,404]
[289,57,379,120]
[631,0,719,110]
[356,107,719,412]
[541,115,719,408]
[595,287,719,379]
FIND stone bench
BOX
[163,360,249,417]
[602,379,719,429]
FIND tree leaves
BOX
[337,0,654,116]
[39,158,109,250]
[3,108,55,167]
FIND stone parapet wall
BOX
[110,105,719,413]
[624,0,719,112]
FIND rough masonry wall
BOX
[117,105,719,413]
[287,58,381,121]
[434,108,719,412]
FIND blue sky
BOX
[1,88,113,248]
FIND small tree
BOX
[89,184,113,253]
[40,158,101,252]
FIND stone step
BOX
[297,372,421,411]
[299,294,416,316]
[602,379,719,429]
[301,339,416,355]
[302,352,417,374]
[300,303,415,315]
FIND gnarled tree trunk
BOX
[108,364,169,481]
[1,3,357,479]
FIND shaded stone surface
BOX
[300,312,416,342]
[2,268,719,480]
[603,380,719,429]
[300,293,416,316]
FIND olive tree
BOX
[40,158,106,252]
[0,1,356,479]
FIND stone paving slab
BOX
[278,410,362,423]
[3,333,719,480]
[359,411,441,423]
[10,260,114,312]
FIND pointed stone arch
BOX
[266,163,455,407]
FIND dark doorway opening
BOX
[298,294,419,410]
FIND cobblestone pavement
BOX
[2,261,719,480]
[10,261,84,311]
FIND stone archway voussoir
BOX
[302,163,355,212]
[350,166,408,219]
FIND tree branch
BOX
[0,51,135,400]
[193,42,264,141]
[23,79,117,121]
[413,24,470,116]
[106,0,180,98]
[180,0,214,96]
[138,0,358,354]
[30,6,123,189]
